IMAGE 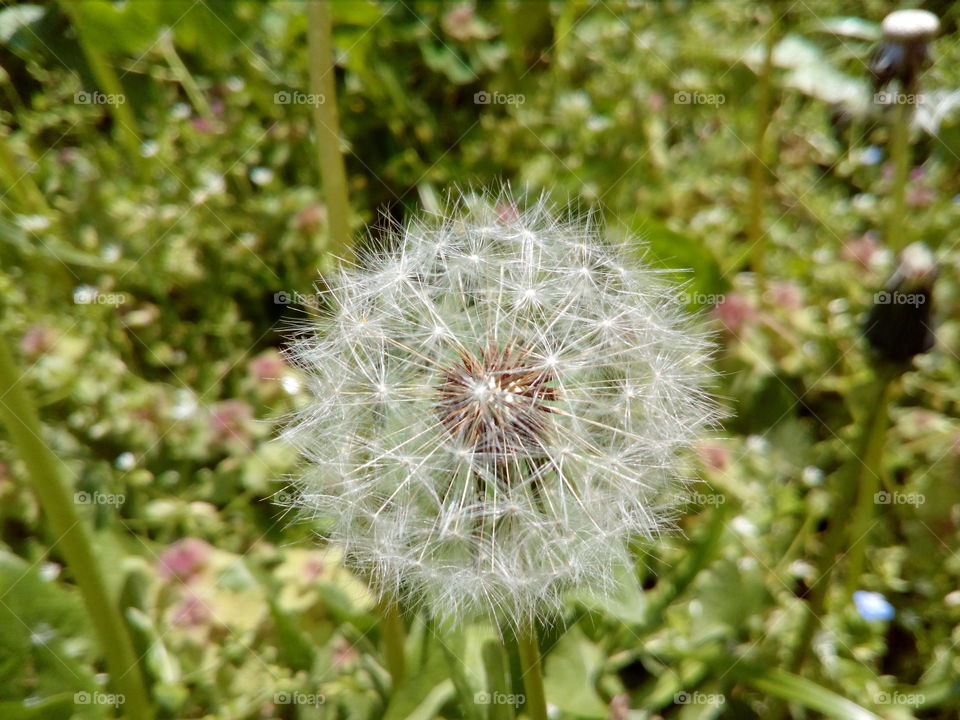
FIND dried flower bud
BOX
[863,242,937,364]
[871,10,940,92]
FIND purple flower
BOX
[157,538,212,582]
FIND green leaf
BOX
[0,550,97,703]
[0,218,136,274]
[542,625,607,718]
[420,42,477,84]
[0,693,92,720]
[332,1,386,26]
[695,559,768,636]
[621,215,727,306]
[62,0,164,56]
[125,608,181,686]
[733,665,885,720]
[571,564,647,626]
[383,644,453,720]
[403,680,456,720]
[267,598,316,673]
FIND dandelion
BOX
[281,191,717,631]
[871,10,940,92]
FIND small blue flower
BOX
[861,146,884,166]
[854,590,895,621]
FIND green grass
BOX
[1,1,960,718]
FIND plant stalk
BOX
[0,335,153,719]
[844,368,898,594]
[159,30,214,123]
[482,639,515,720]
[748,11,778,282]
[516,623,548,720]
[887,96,911,253]
[307,0,352,263]
[789,367,898,673]
[379,598,407,686]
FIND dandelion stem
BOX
[516,623,548,720]
[307,0,353,263]
[888,96,911,253]
[844,366,898,594]
[789,365,899,673]
[748,9,778,283]
[0,335,153,719]
[482,639,515,720]
[379,598,407,686]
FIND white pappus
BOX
[281,190,718,630]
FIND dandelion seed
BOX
[282,191,717,629]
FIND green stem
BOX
[634,499,729,635]
[59,1,143,164]
[0,129,50,215]
[516,623,548,720]
[0,336,153,719]
[844,369,898,594]
[307,0,352,264]
[158,30,214,122]
[482,639,515,720]
[379,598,407,686]
[748,10,778,282]
[789,366,900,674]
[888,95,911,253]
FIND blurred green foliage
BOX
[1,1,960,718]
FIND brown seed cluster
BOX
[436,340,556,458]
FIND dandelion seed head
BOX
[282,190,717,629]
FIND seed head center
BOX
[436,341,556,457]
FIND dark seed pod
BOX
[863,243,937,364]
[870,10,940,93]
